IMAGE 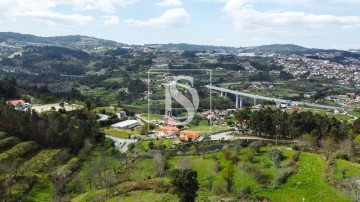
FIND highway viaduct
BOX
[205,85,345,111]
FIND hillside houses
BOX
[7,99,31,111]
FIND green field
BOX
[104,127,142,139]
[2,129,360,202]
[262,152,350,202]
[140,113,165,121]
[68,144,360,202]
[78,85,118,104]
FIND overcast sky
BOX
[0,0,359,49]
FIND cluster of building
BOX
[7,100,32,111]
[276,53,360,86]
[327,93,360,105]
[200,109,230,120]
[107,112,204,146]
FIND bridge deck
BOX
[205,85,344,110]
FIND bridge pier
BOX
[236,95,239,108]
[220,91,227,97]
[236,95,243,109]
[254,98,257,106]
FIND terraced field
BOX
[0,131,78,201]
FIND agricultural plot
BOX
[78,85,118,104]
[0,141,40,162]
[22,149,70,173]
[0,136,20,152]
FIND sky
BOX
[0,0,360,50]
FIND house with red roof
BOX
[7,100,31,111]
[163,119,181,126]
[179,131,200,142]
[7,100,25,106]
[155,126,180,138]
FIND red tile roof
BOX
[163,119,180,126]
[8,100,25,106]
[156,126,180,134]
[179,131,200,142]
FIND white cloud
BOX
[223,0,360,32]
[124,8,190,28]
[102,16,120,25]
[72,0,140,13]
[0,0,140,25]
[155,0,182,7]
[330,0,360,4]
[16,11,94,26]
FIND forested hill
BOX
[3,46,92,77]
[146,43,237,51]
[0,32,121,49]
[254,44,308,52]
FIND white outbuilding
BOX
[111,120,140,129]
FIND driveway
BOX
[106,135,138,153]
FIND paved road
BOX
[106,135,138,153]
[206,85,345,111]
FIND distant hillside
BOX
[254,44,308,52]
[0,32,121,50]
[146,43,237,51]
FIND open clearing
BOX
[31,103,83,113]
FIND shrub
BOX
[269,149,284,167]
[213,184,226,196]
[273,167,297,188]
[341,167,348,179]
[236,186,252,200]
[127,143,136,152]
[291,151,301,163]
[148,141,155,150]
[291,144,300,151]
[335,151,349,160]
[103,138,115,149]
[223,149,233,161]
[249,141,264,153]
[246,150,255,163]
[215,161,222,173]
[244,165,268,184]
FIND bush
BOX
[244,165,268,184]
[223,149,233,161]
[239,139,250,147]
[291,151,301,162]
[335,151,349,160]
[246,150,255,163]
[273,167,297,188]
[213,183,226,196]
[291,144,300,151]
[215,161,222,173]
[148,141,155,150]
[249,141,264,153]
[341,167,348,179]
[103,138,115,149]
[236,186,252,200]
[269,148,284,167]
[127,143,136,152]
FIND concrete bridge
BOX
[205,85,345,111]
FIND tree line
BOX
[236,107,350,142]
[0,102,103,153]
